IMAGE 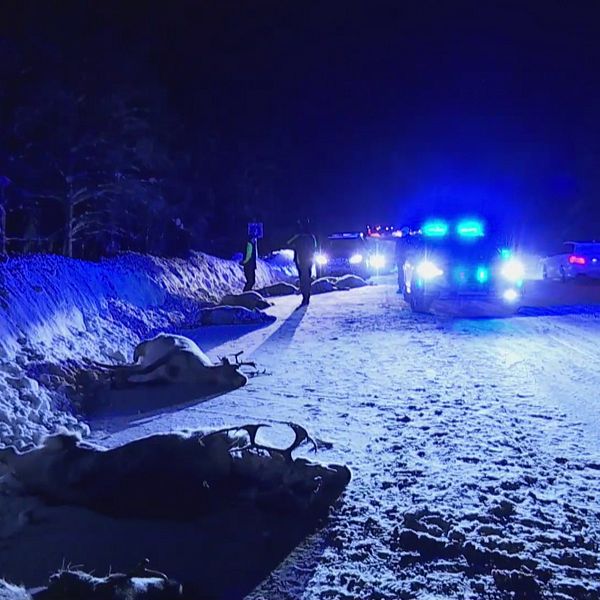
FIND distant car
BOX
[541,241,600,281]
[314,232,389,278]
[402,218,525,312]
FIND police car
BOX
[402,218,525,312]
[314,232,389,278]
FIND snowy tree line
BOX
[0,10,291,260]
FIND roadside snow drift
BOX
[0,252,290,448]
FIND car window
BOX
[325,238,365,257]
[546,242,570,255]
[574,243,600,255]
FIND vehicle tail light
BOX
[569,255,586,265]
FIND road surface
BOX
[96,279,600,599]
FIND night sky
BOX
[3,0,600,248]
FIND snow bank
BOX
[0,579,29,599]
[261,249,298,278]
[0,252,290,448]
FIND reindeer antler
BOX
[286,422,318,456]
[233,351,257,369]
[127,558,168,581]
[243,422,317,461]
[219,351,257,370]
[200,424,270,449]
[238,423,271,445]
[203,422,319,462]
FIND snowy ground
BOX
[0,251,291,448]
[3,277,600,598]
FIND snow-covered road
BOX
[94,280,600,599]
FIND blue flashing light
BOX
[456,219,485,238]
[476,266,489,283]
[500,248,512,259]
[422,219,449,237]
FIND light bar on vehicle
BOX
[456,219,485,237]
[329,232,364,240]
[421,220,449,237]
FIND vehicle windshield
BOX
[324,238,365,258]
[424,238,504,261]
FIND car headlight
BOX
[501,258,525,282]
[416,260,443,280]
[315,253,328,266]
[370,254,386,269]
[503,289,519,302]
[349,253,363,264]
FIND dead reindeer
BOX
[0,424,350,519]
[33,560,183,600]
[219,291,272,311]
[223,423,348,513]
[90,333,251,391]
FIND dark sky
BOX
[5,0,600,242]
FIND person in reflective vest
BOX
[241,235,257,291]
[287,220,317,306]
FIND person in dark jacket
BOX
[241,235,257,291]
[287,220,317,306]
[395,227,410,293]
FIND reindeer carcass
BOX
[0,424,351,519]
[219,291,272,311]
[100,333,249,391]
[31,561,183,600]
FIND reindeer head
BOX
[215,351,257,389]
[0,433,80,483]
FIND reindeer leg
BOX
[108,348,183,388]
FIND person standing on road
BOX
[241,235,257,291]
[287,220,317,306]
[395,227,410,293]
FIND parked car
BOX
[541,241,600,281]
